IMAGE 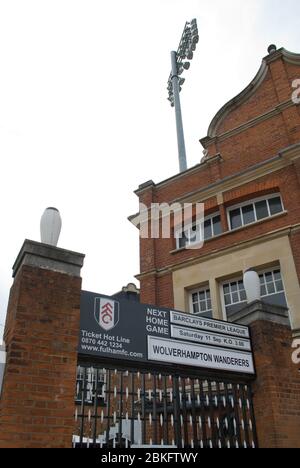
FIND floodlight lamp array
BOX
[167,18,199,106]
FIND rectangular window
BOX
[222,268,287,319]
[176,213,222,249]
[228,194,284,231]
[190,287,212,318]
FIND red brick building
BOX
[130,46,300,338]
[1,45,300,449]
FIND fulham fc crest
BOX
[94,297,120,331]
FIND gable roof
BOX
[207,47,300,139]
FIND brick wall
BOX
[251,320,300,448]
[0,265,81,448]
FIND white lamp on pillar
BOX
[40,207,62,246]
[243,269,261,304]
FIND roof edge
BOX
[206,48,300,140]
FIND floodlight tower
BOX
[167,19,199,173]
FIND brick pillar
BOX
[0,240,84,448]
[230,301,300,448]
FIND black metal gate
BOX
[73,361,258,449]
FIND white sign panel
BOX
[148,336,255,374]
[170,311,250,339]
[171,325,252,351]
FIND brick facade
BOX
[132,48,300,317]
[0,242,84,448]
[131,46,300,448]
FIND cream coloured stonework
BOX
[173,234,300,331]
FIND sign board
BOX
[170,324,251,351]
[79,291,254,375]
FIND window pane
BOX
[275,280,284,292]
[232,292,239,303]
[200,301,207,312]
[259,274,264,284]
[230,208,242,230]
[265,272,273,283]
[212,215,222,236]
[255,200,269,220]
[206,290,211,299]
[224,294,231,305]
[199,291,205,301]
[238,280,245,291]
[273,270,281,281]
[189,225,200,244]
[230,282,238,292]
[242,204,255,225]
[204,219,212,239]
[192,293,198,303]
[223,284,230,295]
[261,285,267,296]
[178,235,186,249]
[267,283,275,295]
[268,197,283,215]
[207,300,212,310]
[193,303,199,314]
[240,290,247,301]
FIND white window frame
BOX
[175,212,222,250]
[220,266,287,321]
[258,267,285,297]
[220,277,247,320]
[227,193,284,231]
[189,286,212,317]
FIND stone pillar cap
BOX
[228,300,290,328]
[12,239,85,278]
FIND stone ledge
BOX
[228,300,291,328]
[12,239,85,278]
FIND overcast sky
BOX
[0,0,300,337]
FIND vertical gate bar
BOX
[199,380,208,447]
[247,384,259,448]
[224,382,234,448]
[240,384,250,448]
[190,378,199,448]
[130,372,135,447]
[153,373,158,445]
[181,377,188,447]
[142,372,146,445]
[106,369,111,447]
[163,375,169,445]
[92,367,99,446]
[232,383,242,448]
[118,371,123,448]
[173,375,182,448]
[207,380,217,448]
[79,366,87,447]
[215,380,225,448]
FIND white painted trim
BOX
[188,285,212,316]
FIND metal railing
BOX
[73,363,258,449]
